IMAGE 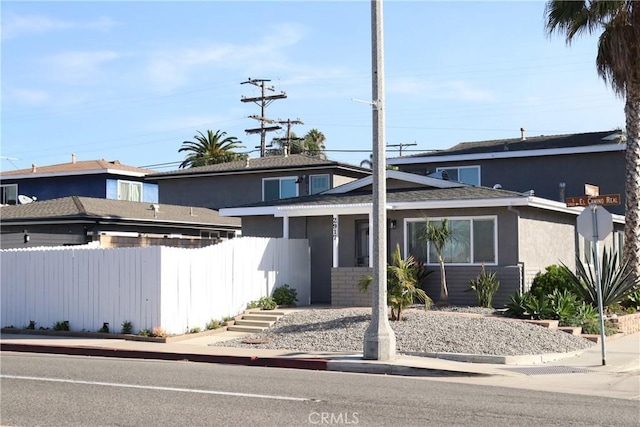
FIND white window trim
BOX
[262,176,299,201]
[309,174,330,195]
[436,165,481,186]
[1,184,18,204]
[404,215,498,266]
[117,179,143,202]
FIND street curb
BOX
[403,349,588,365]
[326,360,492,377]
[0,343,329,371]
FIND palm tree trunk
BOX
[438,254,449,305]
[624,80,640,281]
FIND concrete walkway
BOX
[2,319,638,400]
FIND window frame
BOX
[435,165,481,186]
[1,184,18,205]
[309,174,330,195]
[117,180,143,202]
[262,176,299,201]
[404,215,498,266]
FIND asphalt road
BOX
[1,353,638,426]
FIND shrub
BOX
[248,296,277,310]
[547,289,578,321]
[272,284,298,306]
[560,248,640,308]
[621,288,640,312]
[468,265,500,308]
[358,244,432,321]
[151,326,167,337]
[53,320,70,331]
[189,327,201,334]
[579,319,617,336]
[206,319,221,330]
[27,320,36,330]
[505,291,535,318]
[98,323,110,333]
[530,265,575,299]
[121,321,133,334]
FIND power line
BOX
[241,78,287,157]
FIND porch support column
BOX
[332,214,339,268]
[368,214,373,268]
[282,216,289,239]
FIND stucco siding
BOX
[518,210,577,290]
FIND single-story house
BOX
[220,170,625,306]
[0,196,241,249]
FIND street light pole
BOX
[363,0,396,361]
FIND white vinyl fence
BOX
[1,237,310,335]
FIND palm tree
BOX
[421,218,453,305]
[545,1,640,281]
[178,130,246,168]
[303,128,327,158]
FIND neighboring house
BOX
[149,154,371,210]
[0,196,241,249]
[387,130,626,215]
[0,155,159,205]
[220,170,625,306]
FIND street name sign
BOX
[565,194,621,208]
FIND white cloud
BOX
[42,51,122,83]
[1,13,118,41]
[145,23,306,91]
[7,88,50,106]
[388,77,495,102]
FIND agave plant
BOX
[560,248,640,308]
[358,244,432,321]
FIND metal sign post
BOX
[590,205,607,366]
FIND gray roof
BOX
[0,196,241,227]
[149,154,370,177]
[400,130,624,158]
[228,186,527,209]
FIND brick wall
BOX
[331,267,372,307]
[609,312,640,335]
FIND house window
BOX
[436,166,480,186]
[200,231,220,239]
[406,216,497,265]
[263,177,298,201]
[1,184,18,205]
[118,180,143,202]
[309,174,330,195]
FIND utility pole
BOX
[363,0,396,361]
[240,78,287,157]
[273,118,304,156]
[386,142,417,156]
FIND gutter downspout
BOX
[507,204,525,293]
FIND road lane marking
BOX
[1,375,315,402]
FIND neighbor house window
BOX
[1,184,18,205]
[309,174,330,194]
[200,231,220,239]
[263,177,298,201]
[436,166,480,186]
[117,180,143,202]
[406,216,497,265]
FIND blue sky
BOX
[1,0,625,172]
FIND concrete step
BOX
[226,325,269,333]
[558,326,583,335]
[242,314,281,322]
[245,309,287,316]
[522,319,560,329]
[234,319,274,328]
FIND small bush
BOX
[547,289,578,321]
[206,319,221,330]
[151,326,167,338]
[530,265,576,299]
[222,316,234,326]
[98,323,110,333]
[138,329,151,337]
[272,284,298,306]
[27,320,36,330]
[53,320,70,331]
[248,296,277,310]
[621,288,640,312]
[468,265,500,308]
[579,319,617,336]
[505,291,535,318]
[121,321,133,334]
